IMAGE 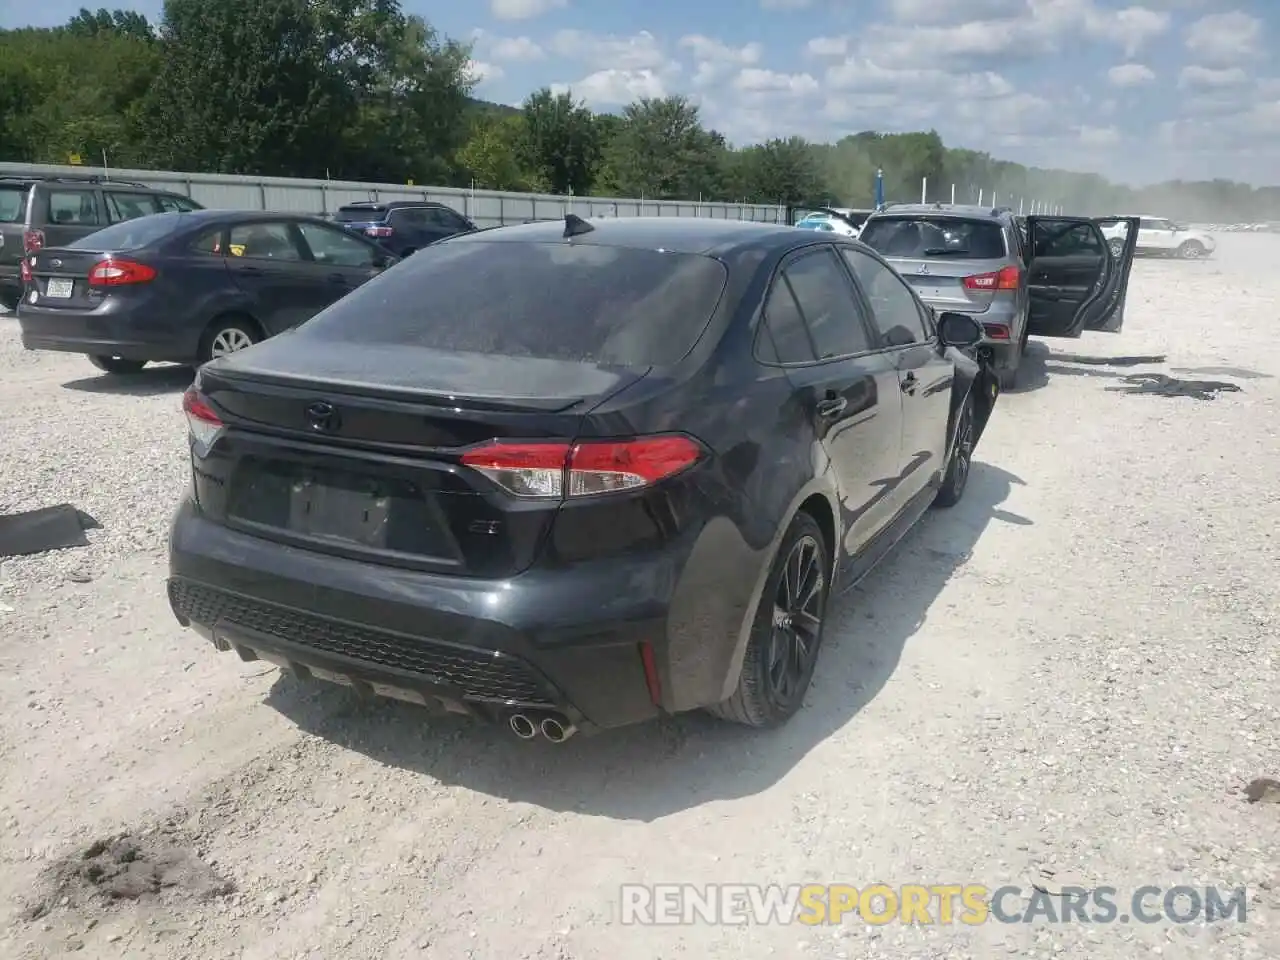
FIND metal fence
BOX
[0,162,788,228]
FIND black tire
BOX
[88,355,147,375]
[707,511,830,728]
[933,392,975,509]
[199,315,260,364]
[1178,240,1205,260]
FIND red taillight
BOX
[23,229,44,252]
[459,435,703,499]
[982,323,1011,340]
[962,265,1021,291]
[20,258,32,284]
[639,641,662,705]
[182,388,224,452]
[364,226,393,238]
[88,258,157,287]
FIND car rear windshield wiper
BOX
[921,247,972,256]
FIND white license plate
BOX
[45,278,74,298]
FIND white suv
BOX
[1101,216,1215,260]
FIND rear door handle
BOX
[815,396,847,418]
[901,372,918,393]
[238,265,264,276]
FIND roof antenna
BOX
[563,213,594,239]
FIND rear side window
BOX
[45,189,100,226]
[295,240,729,367]
[336,205,386,222]
[0,187,27,224]
[425,207,470,231]
[67,212,184,250]
[155,194,201,213]
[782,248,873,358]
[760,275,815,363]
[859,217,1006,259]
[105,192,161,223]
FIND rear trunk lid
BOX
[191,335,650,578]
[880,255,1007,312]
[24,247,121,310]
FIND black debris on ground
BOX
[1106,373,1243,400]
[1244,777,1280,804]
[1053,353,1168,367]
[20,830,235,920]
[0,504,100,558]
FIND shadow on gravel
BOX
[61,364,194,396]
[1012,342,1170,393]
[265,462,1029,822]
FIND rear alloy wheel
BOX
[933,393,975,509]
[88,355,147,375]
[201,319,259,363]
[1178,240,1205,260]
[707,512,829,728]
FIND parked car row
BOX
[11,201,1139,742]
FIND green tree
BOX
[457,113,541,191]
[66,7,154,42]
[604,95,721,199]
[518,88,600,195]
[736,137,830,206]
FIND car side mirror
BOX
[937,311,984,348]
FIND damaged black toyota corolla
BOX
[165,215,1031,740]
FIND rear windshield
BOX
[67,212,185,250]
[859,216,1007,259]
[0,186,27,224]
[335,206,387,222]
[296,239,729,366]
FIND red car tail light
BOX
[20,257,32,284]
[982,323,1011,340]
[460,435,704,500]
[962,264,1021,291]
[23,229,44,252]
[182,387,224,453]
[88,258,157,287]
[364,225,394,238]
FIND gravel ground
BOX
[1,237,1277,959]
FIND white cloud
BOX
[679,34,763,85]
[489,36,546,61]
[732,68,820,96]
[552,69,669,106]
[489,0,567,20]
[759,0,812,8]
[886,0,1025,25]
[1178,65,1250,89]
[1108,63,1155,87]
[466,60,504,84]
[1185,12,1263,65]
[805,35,848,57]
[1078,125,1121,146]
[550,29,672,71]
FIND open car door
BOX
[1025,216,1139,338]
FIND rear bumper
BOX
[925,302,1023,369]
[18,303,199,362]
[167,498,762,733]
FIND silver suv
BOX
[857,204,1029,387]
[853,204,1139,388]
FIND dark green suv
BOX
[0,175,203,310]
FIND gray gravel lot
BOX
[0,237,1277,959]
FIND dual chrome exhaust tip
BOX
[508,711,577,743]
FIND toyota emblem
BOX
[305,401,340,432]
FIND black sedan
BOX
[165,215,1100,740]
[16,210,395,374]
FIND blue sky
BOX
[6,0,1278,186]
